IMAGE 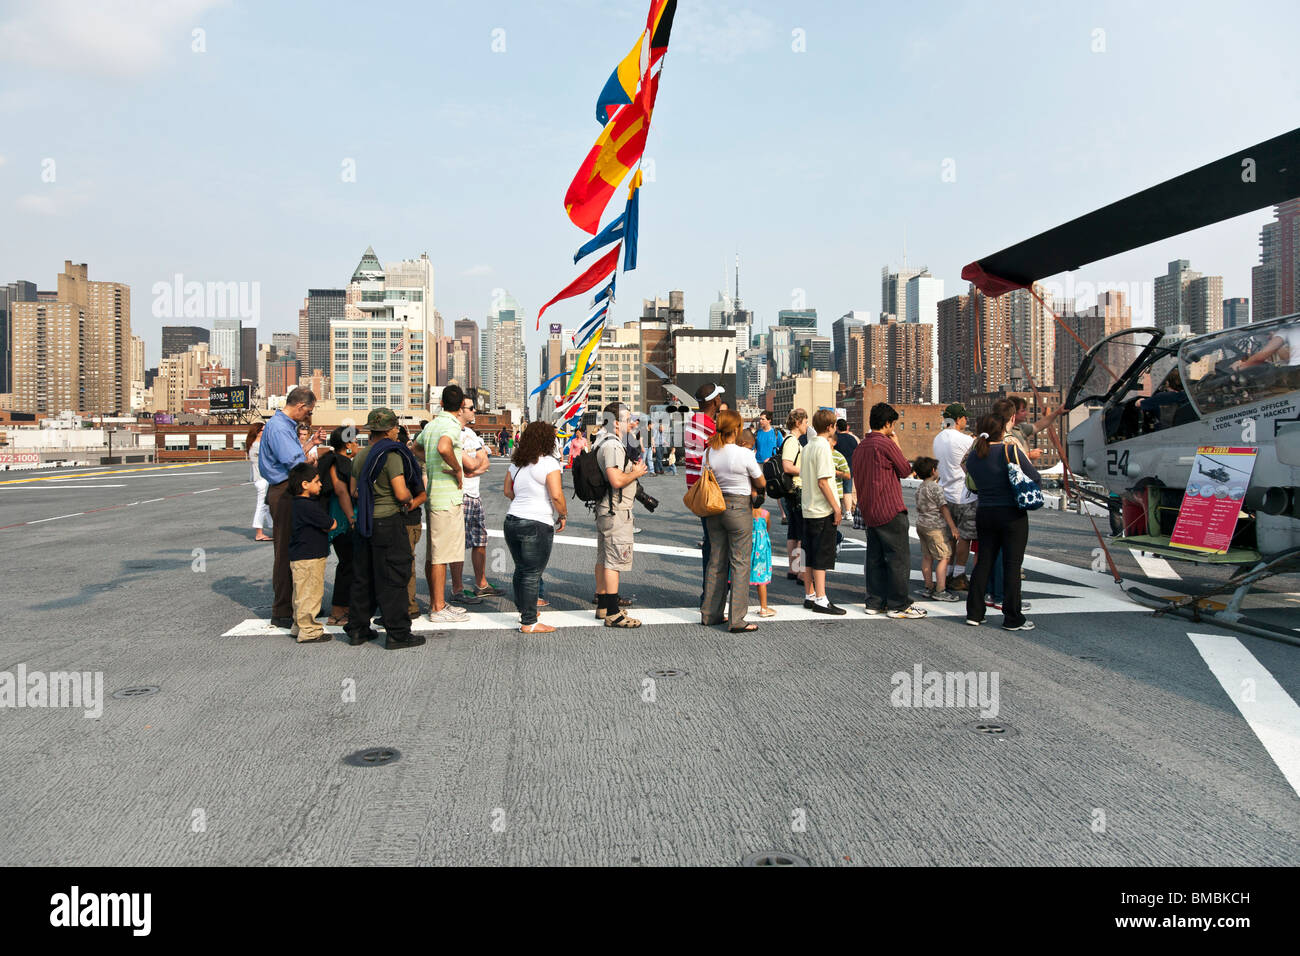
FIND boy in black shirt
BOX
[289,462,335,643]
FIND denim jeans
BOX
[504,514,554,626]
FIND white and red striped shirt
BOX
[684,412,716,488]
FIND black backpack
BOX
[762,436,799,500]
[572,434,616,508]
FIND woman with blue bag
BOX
[961,414,1042,631]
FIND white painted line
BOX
[191,488,220,495]
[140,498,164,504]
[1129,549,1182,580]
[1189,632,1300,798]
[0,484,127,489]
[27,512,85,523]
[221,588,1147,637]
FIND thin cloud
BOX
[0,0,227,77]
[462,264,492,277]
[673,5,776,64]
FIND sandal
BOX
[520,622,556,633]
[729,623,758,633]
[758,608,777,618]
[604,611,641,628]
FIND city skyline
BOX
[2,0,1296,376]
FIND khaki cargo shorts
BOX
[426,504,465,566]
[918,526,953,562]
[595,509,635,572]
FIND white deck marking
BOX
[1129,549,1182,580]
[1189,632,1300,798]
[27,512,85,523]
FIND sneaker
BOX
[985,599,1002,610]
[932,590,961,602]
[1003,620,1036,631]
[812,601,847,615]
[965,619,982,627]
[451,590,483,605]
[913,587,936,601]
[633,526,644,535]
[887,605,928,620]
[864,606,886,616]
[803,597,816,609]
[949,574,969,592]
[428,606,470,623]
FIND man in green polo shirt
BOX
[417,384,469,623]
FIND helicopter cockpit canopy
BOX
[1064,327,1166,411]
[1178,312,1300,417]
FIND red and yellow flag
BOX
[564,71,660,235]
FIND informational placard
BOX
[1169,446,1257,554]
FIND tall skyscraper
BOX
[211,318,243,387]
[1154,260,1221,333]
[1251,199,1300,323]
[777,309,818,330]
[854,317,932,405]
[905,275,944,402]
[306,289,345,385]
[483,291,527,400]
[1053,290,1131,392]
[162,325,209,360]
[1005,285,1055,389]
[241,326,257,387]
[454,319,480,390]
[0,280,37,395]
[882,266,926,322]
[12,263,131,414]
[1184,275,1224,335]
[272,332,299,358]
[492,316,527,413]
[937,287,1012,403]
[1223,297,1250,329]
[832,311,867,386]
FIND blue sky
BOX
[2,0,1297,386]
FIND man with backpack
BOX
[584,402,647,627]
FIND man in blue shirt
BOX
[754,411,779,463]
[259,386,324,628]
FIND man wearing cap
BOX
[686,382,724,589]
[417,384,471,623]
[932,402,976,591]
[346,407,425,649]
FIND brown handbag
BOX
[684,448,726,517]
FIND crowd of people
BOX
[251,382,1052,643]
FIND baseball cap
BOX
[365,407,398,431]
[942,402,967,421]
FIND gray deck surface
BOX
[0,459,1296,866]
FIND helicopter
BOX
[1195,456,1238,485]
[962,126,1300,645]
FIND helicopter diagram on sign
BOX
[1171,447,1259,553]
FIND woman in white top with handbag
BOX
[503,421,568,634]
[699,409,766,632]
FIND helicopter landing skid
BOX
[1126,548,1300,648]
